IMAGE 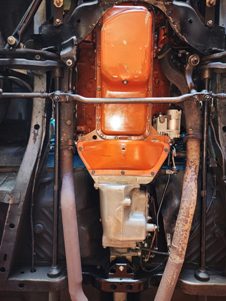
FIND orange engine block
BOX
[77,5,170,183]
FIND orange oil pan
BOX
[77,137,169,177]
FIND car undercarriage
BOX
[0,1,226,301]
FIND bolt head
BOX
[7,36,16,46]
[54,0,63,8]
[55,18,62,25]
[66,59,73,67]
[207,19,214,27]
[119,266,124,272]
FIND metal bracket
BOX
[68,0,225,54]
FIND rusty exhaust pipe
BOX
[154,99,201,301]
[60,71,88,301]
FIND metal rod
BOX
[0,90,225,103]
[0,90,212,102]
[48,72,61,278]
[201,82,209,271]
[6,0,43,47]
[195,78,210,282]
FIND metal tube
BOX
[201,86,209,271]
[60,70,87,301]
[6,0,43,47]
[53,80,60,267]
[0,90,209,102]
[48,74,61,277]
[154,99,201,301]
[195,79,210,281]
[0,90,225,103]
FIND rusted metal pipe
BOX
[60,70,88,301]
[154,99,201,301]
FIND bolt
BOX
[34,223,44,234]
[207,19,214,27]
[91,170,95,175]
[122,80,128,85]
[54,0,63,8]
[189,54,200,67]
[151,171,156,177]
[66,59,73,67]
[121,170,125,175]
[78,147,83,152]
[35,54,41,60]
[206,0,216,7]
[7,36,16,46]
[119,266,124,272]
[164,147,169,153]
[55,18,62,25]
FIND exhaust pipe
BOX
[60,71,88,301]
[154,99,201,301]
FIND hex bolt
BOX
[7,36,16,46]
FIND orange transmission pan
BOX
[78,5,170,178]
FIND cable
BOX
[156,174,171,230]
[210,118,225,178]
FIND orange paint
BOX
[97,6,154,137]
[77,5,170,180]
[78,134,169,177]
